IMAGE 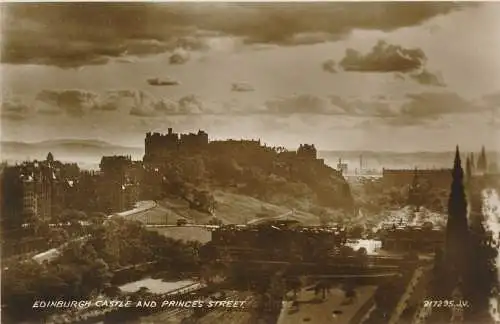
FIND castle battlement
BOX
[297,144,317,159]
[144,128,209,159]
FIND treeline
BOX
[1,218,202,323]
[355,178,449,215]
[1,210,107,258]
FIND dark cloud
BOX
[178,95,205,114]
[337,40,445,87]
[127,92,208,116]
[0,97,32,120]
[147,77,181,86]
[169,49,190,65]
[399,92,479,119]
[97,90,139,112]
[19,89,217,117]
[281,32,345,46]
[265,94,344,115]
[35,90,99,117]
[356,92,481,127]
[329,95,399,117]
[5,89,484,125]
[130,99,178,117]
[231,83,255,92]
[322,59,337,74]
[410,70,445,87]
[340,40,426,72]
[261,92,483,128]
[2,2,469,68]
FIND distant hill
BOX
[0,139,143,169]
[2,138,497,172]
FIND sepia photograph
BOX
[1,1,500,323]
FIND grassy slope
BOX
[212,190,320,225]
[126,190,324,243]
[129,190,321,226]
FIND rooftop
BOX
[277,285,377,324]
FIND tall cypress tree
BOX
[445,146,469,284]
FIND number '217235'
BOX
[423,300,470,308]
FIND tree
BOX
[342,281,357,304]
[48,228,70,246]
[178,156,206,184]
[56,209,88,223]
[192,190,216,214]
[286,277,302,299]
[268,273,287,300]
[208,217,223,226]
[89,212,107,225]
[349,225,365,238]
[2,261,45,321]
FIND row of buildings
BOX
[210,220,348,262]
[381,147,496,188]
[1,153,142,228]
[1,153,77,226]
[337,146,496,189]
[1,128,332,228]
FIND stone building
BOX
[144,128,209,161]
[98,155,141,213]
[0,153,72,225]
[297,144,317,159]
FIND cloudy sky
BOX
[1,2,500,152]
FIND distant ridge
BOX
[318,150,499,171]
[2,139,141,149]
[0,139,144,169]
[1,139,497,171]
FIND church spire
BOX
[465,155,472,182]
[446,145,469,280]
[452,146,464,181]
[477,145,487,172]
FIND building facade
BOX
[98,155,141,213]
[1,153,71,225]
[144,128,209,161]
